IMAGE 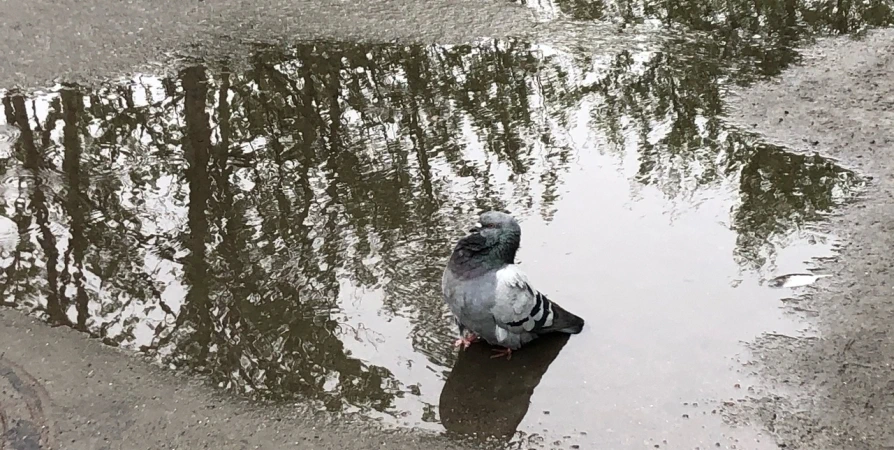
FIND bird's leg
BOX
[490,347,513,360]
[453,332,479,350]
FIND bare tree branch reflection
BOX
[0,30,868,417]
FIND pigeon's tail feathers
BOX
[546,300,585,334]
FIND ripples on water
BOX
[0,0,889,447]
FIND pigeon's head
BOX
[468,210,521,247]
[451,211,522,265]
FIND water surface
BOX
[0,0,888,447]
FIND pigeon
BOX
[441,211,585,359]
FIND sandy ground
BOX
[725,27,894,450]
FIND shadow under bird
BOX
[439,333,571,441]
[441,211,585,359]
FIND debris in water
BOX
[766,273,831,288]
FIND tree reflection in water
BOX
[0,5,871,429]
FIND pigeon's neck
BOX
[448,230,520,278]
[494,231,520,263]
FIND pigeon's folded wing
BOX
[490,265,554,335]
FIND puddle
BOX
[0,0,888,448]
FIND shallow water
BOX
[0,0,889,447]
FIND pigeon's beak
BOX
[468,222,482,233]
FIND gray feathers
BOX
[441,211,585,350]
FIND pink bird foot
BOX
[490,347,513,360]
[453,333,479,350]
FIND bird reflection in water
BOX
[438,333,571,443]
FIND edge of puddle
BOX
[724,27,894,450]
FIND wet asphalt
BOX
[726,28,894,450]
[0,0,538,90]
